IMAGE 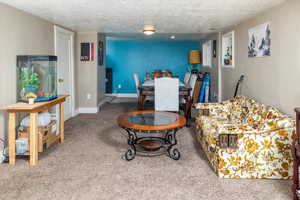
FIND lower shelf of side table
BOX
[16,134,61,156]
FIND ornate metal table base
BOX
[123,128,181,161]
[117,111,186,161]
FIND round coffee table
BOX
[117,110,186,161]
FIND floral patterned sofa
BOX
[195,96,296,179]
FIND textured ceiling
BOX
[1,0,285,39]
[106,33,210,41]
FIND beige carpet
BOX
[0,100,292,200]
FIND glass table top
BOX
[127,112,177,126]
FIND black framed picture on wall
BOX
[98,41,104,66]
[80,42,90,61]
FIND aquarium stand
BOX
[1,95,69,166]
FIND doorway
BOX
[54,25,75,120]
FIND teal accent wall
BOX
[106,40,200,94]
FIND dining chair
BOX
[189,74,198,98]
[155,77,179,112]
[133,73,140,96]
[183,72,191,85]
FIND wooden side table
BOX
[1,95,68,166]
[293,108,300,200]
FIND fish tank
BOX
[17,55,58,102]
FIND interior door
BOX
[55,28,73,120]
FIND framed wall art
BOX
[80,42,90,61]
[222,31,235,68]
[248,22,271,57]
[202,40,213,68]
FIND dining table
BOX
[137,80,192,122]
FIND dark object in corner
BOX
[98,41,104,65]
[213,40,217,57]
[292,109,300,200]
[234,75,244,98]
[3,156,9,163]
[106,68,113,94]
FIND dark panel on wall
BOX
[106,68,113,94]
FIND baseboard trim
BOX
[105,93,138,98]
[78,107,98,114]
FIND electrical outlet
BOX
[118,84,122,89]
[87,93,91,100]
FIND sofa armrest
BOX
[195,101,231,118]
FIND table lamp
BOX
[189,50,201,74]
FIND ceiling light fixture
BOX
[143,25,156,35]
[170,35,176,40]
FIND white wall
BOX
[221,0,300,116]
[75,32,98,110]
[75,32,107,112]
[0,3,55,141]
